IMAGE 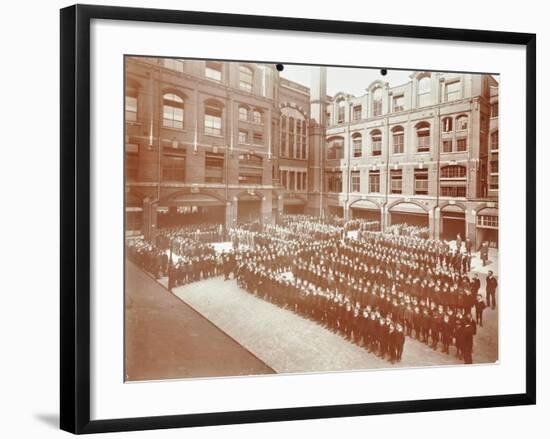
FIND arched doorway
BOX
[440,204,466,241]
[350,199,381,224]
[388,201,429,227]
[158,192,226,228]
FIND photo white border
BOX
[90,19,526,420]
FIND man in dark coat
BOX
[462,314,477,364]
[486,270,498,309]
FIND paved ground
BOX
[124,261,274,381]
[131,240,498,379]
[172,276,498,374]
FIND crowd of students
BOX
[385,223,430,239]
[128,215,495,365]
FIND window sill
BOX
[162,126,187,133]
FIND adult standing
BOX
[485,270,498,310]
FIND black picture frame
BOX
[60,4,536,434]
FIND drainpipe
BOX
[345,103,352,218]
[384,114,390,230]
[435,106,441,240]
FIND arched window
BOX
[370,129,382,156]
[456,115,468,131]
[204,99,223,136]
[418,76,431,107]
[392,125,404,154]
[352,133,362,158]
[162,93,184,129]
[239,65,253,93]
[327,136,344,160]
[440,165,467,197]
[415,121,430,152]
[491,130,499,151]
[442,117,453,133]
[372,88,383,117]
[337,99,346,123]
[239,106,248,121]
[253,109,263,124]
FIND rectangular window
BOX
[490,159,499,174]
[445,81,461,102]
[414,169,429,195]
[204,106,222,136]
[162,156,186,182]
[239,67,253,93]
[125,95,138,122]
[478,215,498,228]
[440,186,466,197]
[163,105,184,129]
[125,144,139,181]
[489,175,499,190]
[417,131,430,152]
[369,170,380,193]
[289,171,295,191]
[205,153,224,183]
[239,130,248,144]
[491,132,499,151]
[353,105,362,121]
[353,137,362,158]
[238,154,263,186]
[281,170,287,188]
[392,95,404,112]
[163,58,184,72]
[442,139,453,153]
[390,169,402,194]
[205,61,222,82]
[456,138,467,152]
[491,102,499,117]
[372,137,382,156]
[302,172,307,191]
[351,171,361,192]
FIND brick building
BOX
[125,57,498,249]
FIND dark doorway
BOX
[283,204,305,214]
[441,211,466,241]
[237,200,262,224]
[157,205,225,228]
[390,212,429,227]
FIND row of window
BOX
[330,77,466,124]
[127,90,270,141]
[326,165,467,197]
[327,123,467,159]
[239,106,263,124]
[238,129,263,145]
[327,124,501,159]
[280,170,307,192]
[162,59,255,94]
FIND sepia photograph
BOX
[124,57,499,382]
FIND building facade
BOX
[125,58,498,249]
